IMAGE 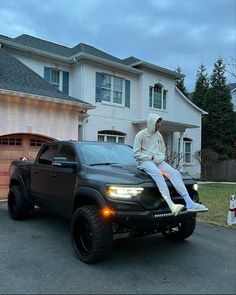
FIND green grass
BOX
[197,183,236,228]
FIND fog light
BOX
[193,183,198,191]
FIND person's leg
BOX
[158,162,195,208]
[137,161,184,215]
[158,162,208,212]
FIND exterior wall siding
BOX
[0,95,79,140]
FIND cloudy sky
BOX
[0,0,235,91]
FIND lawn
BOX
[197,183,236,228]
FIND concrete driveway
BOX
[0,201,235,294]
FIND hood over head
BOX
[147,113,161,134]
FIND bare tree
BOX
[165,150,186,170]
[224,56,236,79]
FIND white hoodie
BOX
[133,113,166,164]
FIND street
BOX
[0,201,235,294]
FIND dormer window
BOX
[149,83,167,110]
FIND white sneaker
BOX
[187,203,208,213]
[171,204,185,216]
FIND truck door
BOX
[30,143,59,208]
[48,143,77,216]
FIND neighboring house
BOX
[0,46,93,197]
[0,34,207,183]
[229,83,236,112]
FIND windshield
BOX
[78,142,136,166]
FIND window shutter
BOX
[62,71,69,94]
[125,79,130,108]
[149,86,152,107]
[44,67,51,82]
[95,72,102,102]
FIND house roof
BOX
[228,83,236,92]
[0,47,93,108]
[175,87,208,115]
[0,34,179,78]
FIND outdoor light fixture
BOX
[107,186,144,199]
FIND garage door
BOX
[0,133,55,199]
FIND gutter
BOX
[0,89,95,110]
[128,60,183,79]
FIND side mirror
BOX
[52,157,78,169]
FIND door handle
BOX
[33,170,39,174]
[52,173,58,177]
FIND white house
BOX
[229,83,236,111]
[0,34,206,197]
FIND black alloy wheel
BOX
[71,205,112,263]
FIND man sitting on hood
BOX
[133,113,208,216]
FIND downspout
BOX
[179,131,184,171]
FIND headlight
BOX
[107,186,144,199]
[193,183,198,191]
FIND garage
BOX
[0,133,55,198]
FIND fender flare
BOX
[9,175,28,200]
[73,186,108,210]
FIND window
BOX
[100,74,123,104]
[50,69,60,88]
[178,138,192,163]
[38,145,58,165]
[149,84,167,110]
[96,72,130,107]
[44,67,69,94]
[30,139,46,147]
[58,145,76,162]
[78,143,136,166]
[0,137,22,146]
[97,130,126,144]
[184,141,192,163]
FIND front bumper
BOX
[112,208,196,224]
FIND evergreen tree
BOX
[175,66,188,97]
[191,64,209,109]
[202,58,235,159]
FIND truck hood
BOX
[86,164,194,185]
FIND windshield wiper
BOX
[90,162,117,166]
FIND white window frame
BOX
[50,69,61,89]
[184,141,192,163]
[101,74,124,106]
[178,138,193,164]
[97,131,126,144]
[149,84,167,110]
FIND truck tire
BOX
[161,217,196,241]
[8,185,30,220]
[71,205,112,263]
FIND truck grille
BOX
[139,186,183,210]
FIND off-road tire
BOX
[8,185,30,220]
[71,205,112,263]
[161,217,196,240]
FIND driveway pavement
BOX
[0,201,235,294]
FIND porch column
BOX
[78,110,89,140]
[179,131,184,171]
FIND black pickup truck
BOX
[8,141,200,263]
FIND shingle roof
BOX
[228,83,236,91]
[2,34,139,65]
[0,47,91,106]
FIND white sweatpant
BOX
[137,160,193,208]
